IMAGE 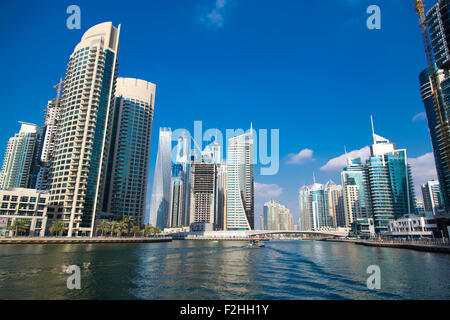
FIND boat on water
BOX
[248,238,265,247]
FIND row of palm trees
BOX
[96,216,161,238]
[6,216,162,238]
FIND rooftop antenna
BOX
[313,172,316,184]
[370,115,376,144]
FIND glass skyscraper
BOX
[36,96,63,191]
[0,122,41,190]
[149,128,172,229]
[225,128,254,230]
[341,158,372,227]
[48,22,120,237]
[366,129,416,233]
[418,0,450,216]
[103,77,156,226]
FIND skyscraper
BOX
[169,164,184,227]
[36,87,64,191]
[325,180,344,228]
[0,122,41,190]
[417,0,450,216]
[366,121,416,233]
[103,77,156,226]
[189,161,216,228]
[47,22,120,237]
[341,158,372,227]
[225,128,254,230]
[298,182,332,230]
[298,186,312,231]
[263,199,293,230]
[421,180,444,217]
[149,128,172,229]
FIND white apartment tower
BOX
[225,127,254,230]
[48,22,120,237]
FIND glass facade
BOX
[149,128,172,229]
[0,122,41,190]
[103,78,155,226]
[47,22,120,237]
[225,130,254,230]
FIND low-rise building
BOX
[350,218,375,238]
[0,188,49,237]
[384,215,436,238]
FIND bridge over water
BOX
[248,230,349,238]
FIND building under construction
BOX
[415,0,450,236]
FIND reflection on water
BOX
[0,240,449,300]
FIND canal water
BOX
[0,240,449,299]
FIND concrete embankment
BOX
[325,238,450,253]
[0,237,172,244]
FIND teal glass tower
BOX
[103,78,156,226]
[366,120,416,233]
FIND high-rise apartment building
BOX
[298,182,332,230]
[189,161,216,227]
[0,122,41,190]
[341,158,372,227]
[263,199,293,230]
[103,78,156,226]
[421,180,444,216]
[149,128,172,229]
[298,186,312,231]
[36,93,63,191]
[169,164,185,227]
[325,180,344,228]
[417,0,450,216]
[47,22,120,237]
[225,128,254,230]
[365,124,416,233]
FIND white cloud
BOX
[286,149,314,165]
[409,153,438,197]
[412,112,427,122]
[199,0,228,28]
[320,146,371,171]
[254,182,283,199]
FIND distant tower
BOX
[36,79,64,191]
[0,122,41,190]
[149,128,173,229]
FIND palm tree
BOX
[109,221,120,237]
[151,226,162,237]
[97,220,109,237]
[130,225,141,238]
[120,215,136,236]
[49,221,66,237]
[117,221,128,237]
[143,224,152,237]
[9,219,28,237]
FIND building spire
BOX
[371,115,376,144]
[313,172,316,184]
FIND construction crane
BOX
[415,0,436,70]
[415,0,450,204]
[415,0,448,127]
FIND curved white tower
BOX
[48,22,120,237]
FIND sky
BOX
[0,0,438,228]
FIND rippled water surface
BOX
[0,240,449,299]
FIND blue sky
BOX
[0,0,437,227]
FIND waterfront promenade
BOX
[0,236,172,244]
[326,238,450,253]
